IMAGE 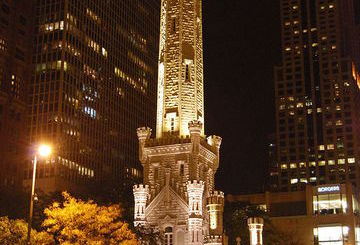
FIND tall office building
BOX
[0,0,33,189]
[272,0,360,192]
[25,0,160,193]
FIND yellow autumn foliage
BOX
[42,192,138,245]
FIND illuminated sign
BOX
[318,186,340,193]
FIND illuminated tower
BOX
[248,217,264,245]
[156,0,205,138]
[133,184,149,227]
[205,191,224,245]
[133,0,224,244]
[187,180,204,245]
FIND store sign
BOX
[318,185,340,193]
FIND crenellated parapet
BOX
[137,127,152,141]
[188,120,203,136]
[207,191,224,205]
[207,135,222,149]
[133,184,149,227]
[204,235,223,245]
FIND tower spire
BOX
[156,0,205,138]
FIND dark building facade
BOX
[25,0,160,193]
[272,0,360,192]
[0,0,33,189]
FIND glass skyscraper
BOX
[271,0,360,192]
[25,0,160,193]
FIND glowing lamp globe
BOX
[38,145,52,157]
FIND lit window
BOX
[102,47,108,57]
[336,120,343,126]
[319,145,325,151]
[314,226,348,244]
[290,163,297,169]
[210,212,217,230]
[327,144,335,150]
[319,161,326,166]
[348,158,355,164]
[328,160,335,165]
[338,159,345,165]
[291,178,298,184]
[281,164,288,170]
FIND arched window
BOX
[165,227,173,245]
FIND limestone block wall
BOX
[156,0,205,137]
[143,144,217,203]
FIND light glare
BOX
[38,145,51,157]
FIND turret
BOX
[189,120,203,138]
[187,180,204,245]
[137,127,151,163]
[189,121,202,179]
[207,135,222,168]
[248,217,264,245]
[207,191,224,236]
[133,184,149,227]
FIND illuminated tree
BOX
[0,216,53,245]
[42,192,138,244]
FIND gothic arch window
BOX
[165,227,173,245]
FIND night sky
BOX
[202,1,281,194]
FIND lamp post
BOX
[27,144,51,244]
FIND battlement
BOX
[188,120,203,135]
[137,127,152,141]
[187,180,205,190]
[207,191,225,205]
[204,235,223,244]
[133,184,149,194]
[207,135,222,148]
[248,217,264,225]
[146,135,191,147]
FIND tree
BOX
[134,225,164,245]
[224,201,304,245]
[224,201,266,245]
[42,192,138,244]
[0,216,53,245]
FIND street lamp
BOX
[27,144,52,244]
